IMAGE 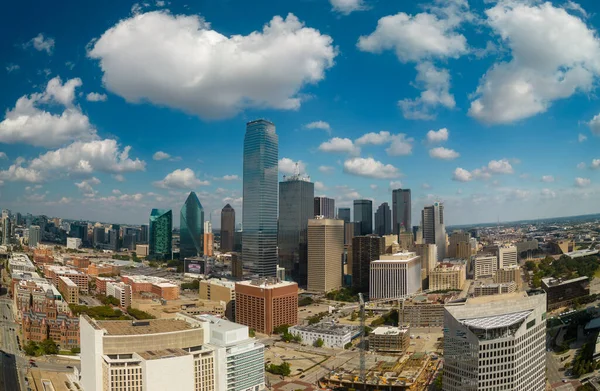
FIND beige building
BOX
[400,295,447,327]
[58,276,79,304]
[498,245,518,268]
[494,265,522,289]
[106,281,132,309]
[398,231,414,251]
[473,254,497,279]
[135,244,149,257]
[429,263,466,291]
[448,232,470,258]
[199,279,235,320]
[307,218,344,293]
[370,252,421,300]
[415,243,437,289]
[472,281,517,297]
[369,326,410,353]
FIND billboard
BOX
[184,258,208,275]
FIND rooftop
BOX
[461,310,532,330]
[237,278,297,289]
[541,276,589,287]
[466,291,528,305]
[201,278,235,289]
[371,326,409,336]
[58,276,77,287]
[290,322,357,336]
[564,249,600,259]
[375,252,420,263]
[197,314,246,333]
[9,253,35,267]
[92,318,194,336]
[137,348,189,360]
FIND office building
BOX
[28,225,41,247]
[307,217,344,293]
[121,275,179,301]
[66,237,82,249]
[149,209,172,260]
[392,188,411,234]
[498,245,518,268]
[220,204,235,252]
[429,263,466,291]
[235,279,298,335]
[58,276,79,304]
[473,254,497,279]
[443,291,547,391]
[92,227,105,247]
[140,224,149,243]
[344,221,354,246]
[494,265,522,289]
[353,199,373,235]
[369,326,410,353]
[106,281,132,309]
[374,202,392,236]
[415,243,438,283]
[400,295,447,327]
[9,253,36,273]
[289,323,356,349]
[421,202,446,260]
[136,244,149,257]
[337,208,351,223]
[108,229,119,251]
[231,253,243,279]
[80,314,217,391]
[472,281,517,297]
[123,233,136,251]
[278,174,314,284]
[542,276,589,310]
[242,119,278,277]
[69,222,87,242]
[2,217,11,245]
[180,192,204,260]
[352,235,384,294]
[398,230,414,251]
[369,252,421,300]
[203,232,213,256]
[448,231,470,258]
[314,196,335,219]
[199,279,236,320]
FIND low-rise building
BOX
[121,275,180,301]
[8,253,36,273]
[542,276,590,310]
[199,279,235,320]
[369,252,421,300]
[66,237,82,250]
[399,294,451,328]
[95,276,117,294]
[106,281,132,309]
[32,248,54,265]
[472,281,516,297]
[58,276,79,304]
[289,323,357,349]
[494,265,522,289]
[429,263,466,291]
[22,307,79,350]
[44,265,89,294]
[369,326,410,353]
[87,262,121,277]
[136,244,149,257]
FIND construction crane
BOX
[358,292,366,385]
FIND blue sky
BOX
[1,0,600,227]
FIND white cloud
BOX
[0,163,43,183]
[452,167,472,182]
[578,133,588,142]
[386,134,414,156]
[426,127,449,144]
[343,157,400,179]
[315,181,326,191]
[318,137,359,154]
[577,162,586,169]
[75,177,101,197]
[86,92,108,102]
[222,175,239,181]
[330,0,367,15]
[487,159,513,174]
[304,121,331,134]
[0,152,6,160]
[541,175,555,182]
[29,139,146,174]
[429,146,459,160]
[355,131,391,146]
[112,189,122,195]
[564,1,589,19]
[469,2,600,124]
[398,62,455,120]
[422,183,431,189]
[370,184,378,190]
[575,177,591,187]
[278,158,307,176]
[153,151,171,161]
[319,165,334,174]
[541,188,556,198]
[88,12,336,119]
[0,77,97,148]
[113,174,126,182]
[589,114,600,135]
[153,168,209,189]
[389,181,403,190]
[6,64,19,73]
[591,159,600,169]
[26,33,55,54]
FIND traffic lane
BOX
[0,351,20,391]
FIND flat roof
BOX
[137,348,189,360]
[541,276,588,286]
[58,276,77,287]
[95,319,193,336]
[197,315,245,333]
[236,279,297,289]
[564,249,599,258]
[290,323,356,336]
[461,310,532,330]
[374,252,420,263]
[466,291,528,305]
[371,326,408,336]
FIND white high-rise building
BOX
[106,281,132,309]
[443,291,547,391]
[28,225,41,248]
[204,220,212,234]
[473,254,497,279]
[421,202,446,260]
[66,237,82,249]
[498,245,518,268]
[369,252,421,300]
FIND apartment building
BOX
[106,281,132,309]
[429,263,466,291]
[58,276,79,304]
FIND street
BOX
[0,298,27,391]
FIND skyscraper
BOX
[220,204,235,252]
[92,227,105,247]
[242,119,278,277]
[29,225,41,247]
[180,192,204,260]
[374,202,392,236]
[149,209,172,260]
[314,197,335,219]
[392,188,411,235]
[278,174,314,284]
[421,202,446,261]
[307,217,344,293]
[2,217,12,245]
[140,224,149,243]
[69,222,87,242]
[352,235,384,294]
[337,208,351,223]
[353,199,373,236]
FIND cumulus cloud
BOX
[222,175,239,181]
[6,64,19,73]
[112,189,122,195]
[88,11,336,119]
[319,165,335,174]
[578,133,588,142]
[0,152,6,160]
[389,181,403,190]
[0,162,43,183]
[86,92,108,102]
[318,137,359,154]
[355,131,391,146]
[541,188,556,199]
[315,181,326,191]
[278,158,306,175]
[75,177,101,197]
[26,33,55,54]
[153,151,171,161]
[153,168,209,189]
[469,2,600,124]
[429,147,459,160]
[426,127,449,144]
[343,157,400,179]
[304,121,331,134]
[452,167,472,182]
[541,175,555,182]
[330,0,367,15]
[0,77,97,147]
[398,62,455,120]
[386,134,414,156]
[589,114,600,135]
[452,159,513,182]
[591,159,600,169]
[487,159,514,174]
[575,177,591,187]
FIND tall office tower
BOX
[344,222,355,246]
[448,231,471,258]
[278,173,314,284]
[352,235,385,294]
[28,225,41,247]
[108,229,119,251]
[307,218,344,293]
[353,199,373,236]
[392,188,411,235]
[220,204,235,252]
[69,222,87,241]
[498,245,518,268]
[2,217,11,245]
[203,232,214,257]
[242,119,278,277]
[337,207,351,223]
[122,234,136,251]
[443,291,547,391]
[180,192,204,260]
[15,212,22,226]
[314,197,335,218]
[140,224,149,243]
[374,202,392,236]
[370,252,422,300]
[1,209,10,219]
[421,202,446,261]
[415,243,438,285]
[92,227,105,247]
[149,209,173,260]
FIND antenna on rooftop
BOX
[294,162,300,177]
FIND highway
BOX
[0,298,27,391]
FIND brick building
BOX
[121,275,180,300]
[58,276,79,304]
[95,276,117,294]
[33,248,54,265]
[22,304,79,350]
[43,266,89,294]
[86,263,121,277]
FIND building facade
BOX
[498,245,518,268]
[353,199,373,236]
[307,218,344,293]
[542,276,590,310]
[473,254,498,279]
[429,263,466,291]
[421,202,446,261]
[199,279,236,320]
[352,235,384,294]
[29,225,41,247]
[374,202,392,236]
[149,209,172,260]
[314,197,335,219]
[289,323,356,349]
[369,252,421,300]
[448,231,470,258]
[220,204,235,252]
[180,192,204,260]
[369,326,410,353]
[337,208,351,223]
[392,188,411,235]
[106,281,132,309]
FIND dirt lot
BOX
[264,344,329,377]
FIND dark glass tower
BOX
[374,202,392,236]
[220,204,235,252]
[314,197,335,219]
[149,209,172,260]
[180,192,204,259]
[242,119,278,277]
[278,175,314,285]
[353,199,373,235]
[392,188,411,235]
[337,208,351,223]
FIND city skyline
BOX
[3,1,600,228]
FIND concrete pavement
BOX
[0,298,27,391]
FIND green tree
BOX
[24,341,39,356]
[127,306,155,320]
[298,297,313,306]
[249,328,256,338]
[273,324,290,335]
[314,338,324,348]
[70,347,81,354]
[40,339,59,355]
[266,362,291,377]
[344,342,353,349]
[524,261,537,272]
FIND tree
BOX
[524,260,537,272]
[314,338,324,348]
[249,329,256,338]
[24,341,39,356]
[344,342,353,349]
[266,362,291,377]
[274,324,290,335]
[41,339,59,355]
[127,307,155,320]
[70,347,81,354]
[298,297,313,307]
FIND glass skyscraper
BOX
[353,199,373,236]
[278,175,314,285]
[337,208,351,223]
[375,202,392,236]
[180,192,204,259]
[220,204,235,252]
[149,209,172,260]
[242,119,278,277]
[392,188,411,234]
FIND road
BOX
[0,298,27,391]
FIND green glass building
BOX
[180,192,204,259]
[149,208,172,260]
